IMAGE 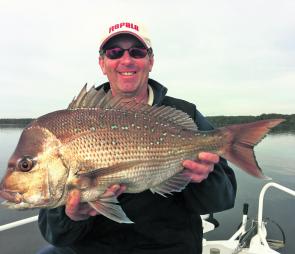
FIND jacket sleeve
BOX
[182,109,237,214]
[38,206,95,247]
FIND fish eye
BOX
[17,156,35,172]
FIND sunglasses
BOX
[100,47,152,59]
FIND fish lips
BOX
[0,173,24,204]
[0,189,23,204]
[0,189,51,209]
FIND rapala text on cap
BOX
[109,22,139,33]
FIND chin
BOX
[119,85,139,94]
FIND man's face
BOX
[99,34,154,98]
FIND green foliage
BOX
[207,114,295,133]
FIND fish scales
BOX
[48,108,200,193]
[0,85,284,223]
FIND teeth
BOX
[120,72,135,76]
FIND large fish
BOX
[0,85,284,223]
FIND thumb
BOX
[66,189,81,213]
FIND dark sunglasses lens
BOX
[105,48,124,59]
[129,48,148,58]
[104,47,148,59]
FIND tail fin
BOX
[220,119,284,178]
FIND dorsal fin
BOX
[68,84,107,109]
[68,83,87,109]
[67,84,198,131]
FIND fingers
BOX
[115,184,127,196]
[101,184,127,198]
[65,184,127,221]
[197,152,219,164]
[183,161,213,182]
[101,184,120,198]
[65,189,90,221]
[184,170,210,183]
[183,159,213,173]
[182,152,219,183]
[66,189,81,214]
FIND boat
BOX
[202,182,295,254]
[0,182,294,254]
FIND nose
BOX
[120,50,133,64]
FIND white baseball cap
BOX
[99,22,152,50]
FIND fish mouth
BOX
[0,190,33,209]
[0,190,23,204]
[0,188,52,209]
[1,200,32,209]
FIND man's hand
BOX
[65,184,126,221]
[182,152,219,183]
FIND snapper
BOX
[0,85,284,223]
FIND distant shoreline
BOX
[0,118,34,128]
[207,113,295,133]
[0,114,294,132]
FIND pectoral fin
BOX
[150,172,191,197]
[88,196,133,224]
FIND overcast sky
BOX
[0,0,294,118]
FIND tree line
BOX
[207,114,295,133]
[0,114,294,132]
[0,118,34,127]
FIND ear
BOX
[99,56,107,75]
[148,55,154,72]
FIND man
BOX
[38,22,236,254]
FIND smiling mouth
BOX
[119,71,136,76]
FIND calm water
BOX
[0,127,295,253]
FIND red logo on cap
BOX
[109,22,139,33]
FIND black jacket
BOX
[38,79,237,254]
